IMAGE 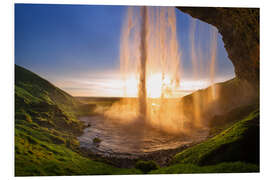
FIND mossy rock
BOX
[135,160,159,173]
[93,137,101,144]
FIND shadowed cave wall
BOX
[177,7,259,84]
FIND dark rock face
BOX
[177,7,259,84]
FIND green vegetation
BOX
[172,109,259,165]
[15,65,141,176]
[15,125,141,176]
[135,160,159,173]
[75,97,121,116]
[150,162,258,174]
[93,137,101,144]
[181,78,259,128]
[15,64,259,175]
[149,108,259,174]
[208,103,259,136]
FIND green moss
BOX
[15,118,142,176]
[14,65,141,176]
[93,137,101,144]
[150,162,258,174]
[135,160,159,173]
[150,108,259,174]
[15,132,142,176]
[172,109,259,165]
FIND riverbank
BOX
[76,115,209,168]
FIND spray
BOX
[106,7,186,133]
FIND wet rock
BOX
[177,7,259,84]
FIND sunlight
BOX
[123,73,177,98]
[146,73,163,98]
[146,73,173,98]
[124,75,138,97]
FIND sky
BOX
[15,4,235,97]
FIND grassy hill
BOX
[15,65,84,135]
[180,78,259,127]
[15,65,141,176]
[150,108,259,174]
[15,64,259,175]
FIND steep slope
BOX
[15,65,83,135]
[150,108,259,174]
[173,109,259,165]
[15,65,141,176]
[180,78,259,127]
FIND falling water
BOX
[79,7,222,155]
[190,19,202,126]
[209,28,218,101]
[104,6,219,133]
[138,7,148,119]
[189,19,219,127]
[107,6,183,132]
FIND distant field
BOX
[75,96,183,104]
[75,96,122,105]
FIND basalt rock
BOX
[177,7,259,85]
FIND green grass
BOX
[172,109,259,166]
[180,78,259,128]
[15,65,80,121]
[15,65,141,176]
[14,65,260,175]
[149,108,259,174]
[150,162,258,174]
[15,127,141,176]
[75,97,121,116]
[208,103,259,137]
[135,160,159,173]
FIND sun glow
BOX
[124,75,138,97]
[147,73,174,98]
[123,73,178,98]
[146,73,163,98]
[101,6,220,134]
